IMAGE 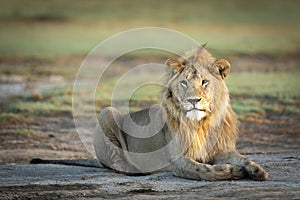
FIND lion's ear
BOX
[214,59,231,79]
[165,58,185,74]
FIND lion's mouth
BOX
[186,108,206,112]
[185,109,206,121]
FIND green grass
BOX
[5,87,73,116]
[6,102,72,116]
[5,70,298,119]
[13,128,34,136]
[227,71,300,98]
[227,71,300,118]
[0,0,299,57]
[0,113,30,125]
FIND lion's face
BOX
[164,48,231,121]
[175,64,213,121]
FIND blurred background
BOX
[0,0,299,164]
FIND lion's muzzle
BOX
[182,97,209,121]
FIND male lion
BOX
[94,47,269,181]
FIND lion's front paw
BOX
[230,165,247,180]
[245,162,269,181]
[213,164,246,180]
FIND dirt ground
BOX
[0,114,299,165]
[0,152,299,199]
[0,56,299,199]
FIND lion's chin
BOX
[186,110,206,121]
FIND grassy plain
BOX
[0,0,299,56]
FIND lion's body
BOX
[94,47,268,181]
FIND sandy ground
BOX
[0,153,299,199]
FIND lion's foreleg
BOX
[172,157,245,181]
[213,151,269,181]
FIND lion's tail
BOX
[30,158,103,168]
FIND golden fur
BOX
[94,47,269,181]
[162,47,237,163]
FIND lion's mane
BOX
[161,48,239,163]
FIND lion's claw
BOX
[245,162,269,181]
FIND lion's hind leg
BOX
[172,157,245,181]
[213,151,269,181]
[94,107,139,174]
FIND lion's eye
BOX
[181,80,188,88]
[202,79,209,87]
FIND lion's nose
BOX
[187,98,201,105]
